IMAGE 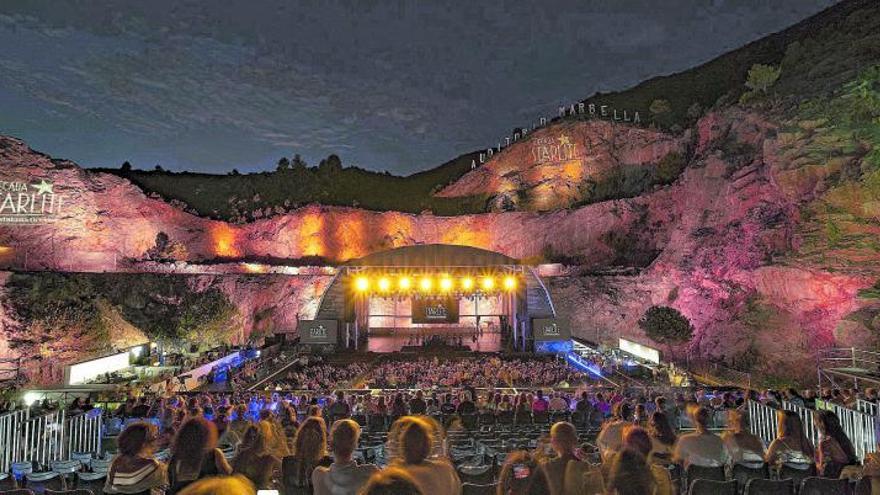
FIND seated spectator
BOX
[409,390,427,415]
[361,467,424,495]
[327,391,352,421]
[596,402,632,461]
[621,426,673,495]
[673,406,728,468]
[540,422,580,495]
[168,417,232,494]
[104,422,168,495]
[457,391,477,416]
[313,419,378,495]
[231,423,281,490]
[765,410,814,468]
[721,409,764,466]
[814,410,857,478]
[176,475,256,495]
[548,393,568,413]
[390,416,461,495]
[604,448,655,495]
[647,411,677,462]
[284,416,332,492]
[497,451,551,495]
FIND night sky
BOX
[0,1,837,175]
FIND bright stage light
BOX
[355,276,370,292]
[461,277,474,291]
[399,276,412,291]
[481,277,495,291]
[503,276,517,290]
[439,277,453,291]
[419,277,433,292]
[378,277,391,292]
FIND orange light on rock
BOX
[211,224,240,257]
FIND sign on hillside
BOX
[0,178,65,225]
[533,318,571,341]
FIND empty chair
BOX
[50,460,82,489]
[688,479,737,495]
[799,476,851,495]
[462,482,498,495]
[458,464,494,485]
[68,454,92,471]
[744,478,793,495]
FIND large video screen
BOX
[411,297,460,324]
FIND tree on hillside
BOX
[745,64,781,94]
[638,305,693,358]
[318,154,343,175]
[120,161,132,172]
[291,154,307,171]
[276,157,290,172]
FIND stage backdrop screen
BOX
[298,320,338,344]
[532,318,571,341]
[411,297,460,324]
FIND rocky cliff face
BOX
[0,103,877,385]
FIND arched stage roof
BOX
[347,244,517,268]
[315,244,556,321]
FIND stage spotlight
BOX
[481,277,495,291]
[378,277,391,292]
[503,276,517,290]
[440,277,453,291]
[398,276,412,291]
[355,276,370,292]
[461,277,474,291]
[419,277,433,292]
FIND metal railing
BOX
[0,408,103,471]
[747,400,878,462]
[857,398,879,416]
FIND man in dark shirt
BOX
[326,390,351,421]
[408,390,427,415]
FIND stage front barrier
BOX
[857,398,878,416]
[0,408,103,471]
[748,400,877,462]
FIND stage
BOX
[365,327,501,353]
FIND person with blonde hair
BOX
[283,416,332,493]
[313,419,378,495]
[231,423,281,490]
[390,416,461,495]
[176,474,256,495]
[672,406,728,468]
[360,466,424,495]
[721,409,764,466]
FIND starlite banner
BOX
[532,318,571,341]
[0,178,64,225]
[298,320,339,344]
[411,297,460,324]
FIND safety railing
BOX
[857,398,878,417]
[0,408,103,470]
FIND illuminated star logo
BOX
[558,135,571,145]
[32,179,54,195]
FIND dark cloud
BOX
[0,0,837,174]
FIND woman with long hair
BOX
[604,448,655,495]
[647,411,677,462]
[721,409,764,466]
[765,410,814,467]
[390,416,461,495]
[231,423,281,490]
[814,410,857,477]
[104,422,167,495]
[283,416,331,493]
[168,417,232,494]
